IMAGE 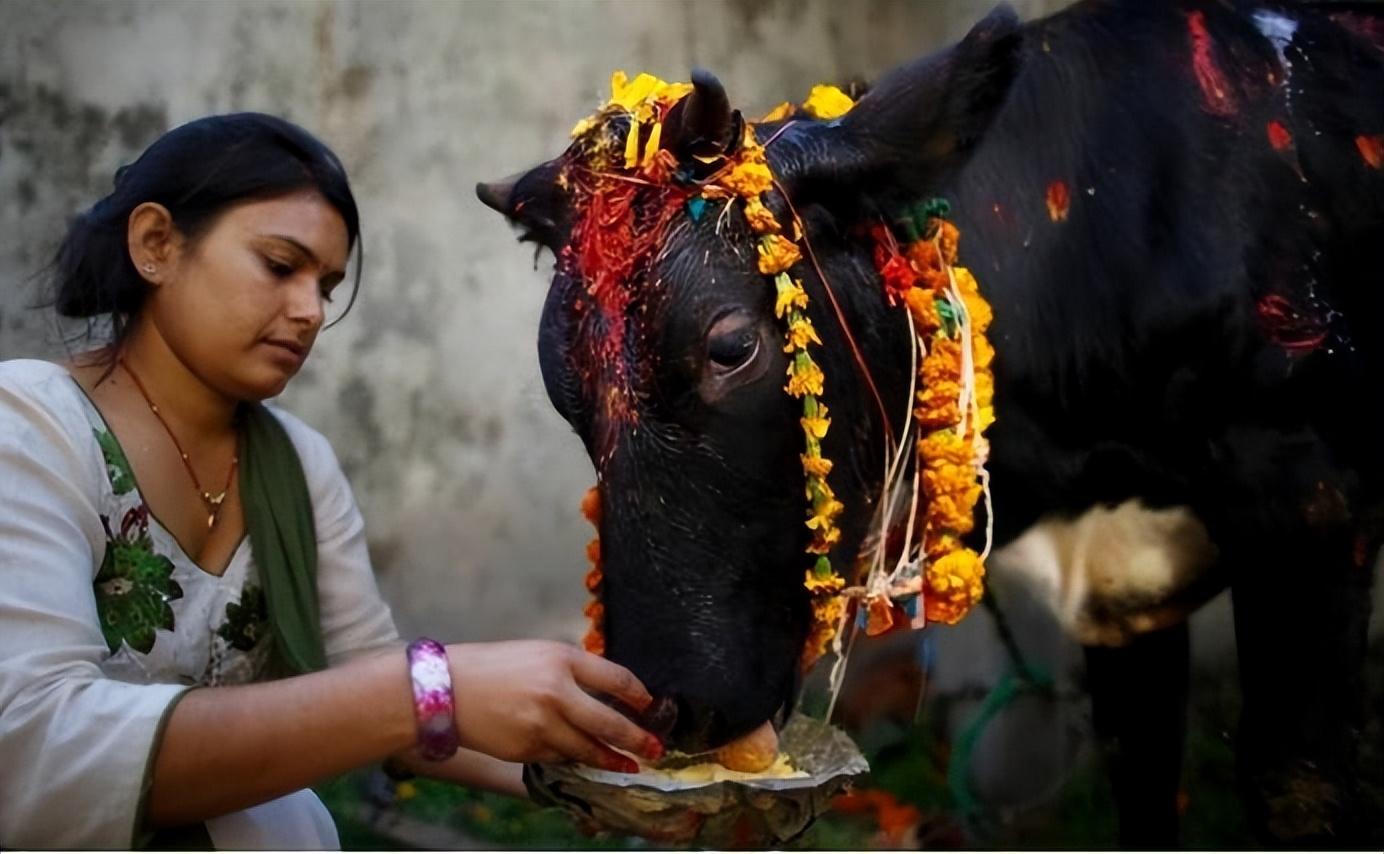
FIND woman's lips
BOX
[262,338,307,367]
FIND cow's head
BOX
[479,7,1022,754]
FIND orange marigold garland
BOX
[863,199,995,633]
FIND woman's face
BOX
[146,190,350,401]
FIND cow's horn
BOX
[663,68,736,158]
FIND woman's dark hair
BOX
[51,112,363,351]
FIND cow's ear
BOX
[476,158,570,252]
[771,4,1023,206]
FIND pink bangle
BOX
[406,638,460,761]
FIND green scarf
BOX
[239,403,328,676]
[141,404,328,849]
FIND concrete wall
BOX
[0,0,1073,643]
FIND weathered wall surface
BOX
[0,0,1073,642]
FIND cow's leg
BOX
[1083,621,1189,848]
[1228,539,1375,846]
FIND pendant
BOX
[203,491,226,530]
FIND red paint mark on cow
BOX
[1357,134,1384,170]
[1267,120,1293,152]
[564,169,689,447]
[1046,180,1070,223]
[1256,293,1327,353]
[1188,11,1237,117]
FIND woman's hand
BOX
[447,640,664,772]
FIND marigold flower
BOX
[775,278,809,319]
[760,101,796,122]
[801,409,831,440]
[623,124,642,169]
[801,595,846,670]
[961,289,993,333]
[918,432,973,466]
[787,358,826,398]
[801,454,834,479]
[808,526,842,555]
[581,486,602,523]
[972,334,995,370]
[583,627,606,655]
[922,338,963,384]
[757,233,802,275]
[785,315,823,351]
[922,463,978,500]
[906,289,942,333]
[585,537,601,565]
[927,489,982,534]
[907,240,943,273]
[804,569,845,595]
[724,160,774,198]
[584,565,603,593]
[951,265,980,295]
[744,196,781,234]
[878,255,916,304]
[915,382,961,428]
[974,371,994,407]
[937,221,960,265]
[923,548,986,625]
[975,405,996,433]
[802,84,855,120]
[925,532,960,559]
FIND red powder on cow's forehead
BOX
[562,167,690,439]
[1187,11,1237,117]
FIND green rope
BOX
[947,589,1056,819]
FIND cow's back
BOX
[946,0,1384,542]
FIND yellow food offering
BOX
[653,752,805,784]
[715,720,781,773]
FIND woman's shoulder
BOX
[0,358,103,491]
[0,359,90,431]
[0,358,76,395]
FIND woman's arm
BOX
[147,640,658,826]
[415,748,526,799]
[146,649,414,827]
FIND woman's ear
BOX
[126,201,179,284]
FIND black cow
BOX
[480,0,1384,844]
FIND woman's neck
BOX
[112,320,240,440]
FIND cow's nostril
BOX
[667,695,721,755]
[635,696,678,741]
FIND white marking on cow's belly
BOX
[990,500,1221,646]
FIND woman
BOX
[0,113,662,849]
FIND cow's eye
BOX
[707,311,760,373]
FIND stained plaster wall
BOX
[0,0,1075,643]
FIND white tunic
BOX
[0,359,401,849]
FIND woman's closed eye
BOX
[263,256,296,278]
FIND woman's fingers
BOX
[543,715,641,774]
[568,650,652,713]
[561,684,665,761]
